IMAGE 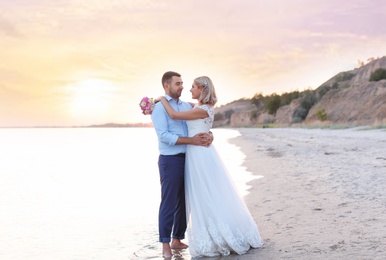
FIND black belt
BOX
[160,153,185,158]
[175,153,186,158]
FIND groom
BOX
[151,71,213,258]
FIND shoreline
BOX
[225,127,386,259]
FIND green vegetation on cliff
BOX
[370,68,386,81]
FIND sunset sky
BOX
[1,0,386,127]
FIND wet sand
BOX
[218,127,386,260]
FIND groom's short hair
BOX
[162,71,181,86]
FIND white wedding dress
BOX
[185,104,263,258]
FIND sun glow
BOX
[68,79,116,119]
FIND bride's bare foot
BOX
[162,243,172,258]
[171,239,189,249]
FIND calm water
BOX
[0,128,256,260]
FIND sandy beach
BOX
[219,127,386,260]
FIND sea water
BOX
[0,127,256,260]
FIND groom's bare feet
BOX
[162,243,172,258]
[171,238,189,249]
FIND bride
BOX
[158,76,263,258]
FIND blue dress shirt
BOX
[151,95,192,155]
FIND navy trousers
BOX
[157,154,187,243]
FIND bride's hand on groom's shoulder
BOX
[154,96,165,103]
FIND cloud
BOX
[0,14,22,38]
[1,0,386,126]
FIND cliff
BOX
[307,80,386,124]
[306,56,386,125]
[214,56,386,127]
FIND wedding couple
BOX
[151,71,263,258]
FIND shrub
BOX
[251,93,265,109]
[316,109,328,121]
[251,87,319,121]
[280,91,300,106]
[332,81,339,89]
[300,91,317,110]
[369,68,386,81]
[291,116,304,124]
[317,86,331,99]
[335,72,355,82]
[250,110,258,119]
[292,107,308,123]
[266,93,281,115]
[214,112,223,121]
[224,109,234,119]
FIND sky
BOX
[1,0,386,127]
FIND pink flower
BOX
[139,96,155,115]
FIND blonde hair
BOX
[194,76,217,106]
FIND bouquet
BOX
[139,96,155,115]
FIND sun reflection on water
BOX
[0,127,257,260]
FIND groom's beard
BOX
[169,90,182,100]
